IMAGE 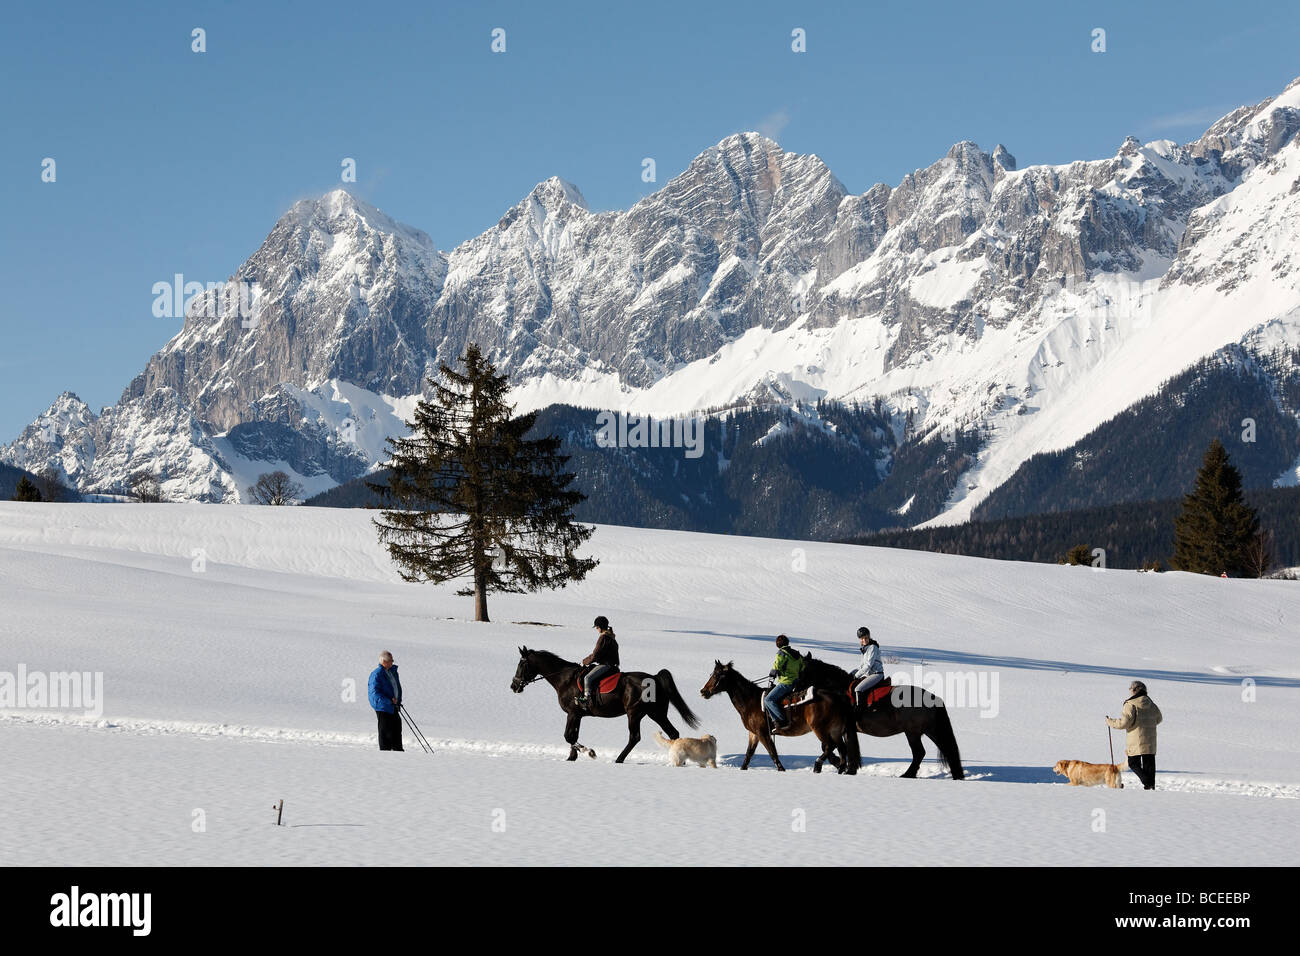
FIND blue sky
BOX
[2,0,1298,440]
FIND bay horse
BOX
[798,654,964,779]
[510,647,700,763]
[699,661,859,774]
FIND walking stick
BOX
[400,703,435,755]
[399,706,431,754]
[1107,724,1115,765]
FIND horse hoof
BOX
[813,764,822,774]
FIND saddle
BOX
[577,665,621,697]
[851,678,893,710]
[781,684,817,711]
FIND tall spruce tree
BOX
[372,344,597,622]
[1172,439,1261,576]
[12,475,42,502]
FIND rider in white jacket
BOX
[851,626,884,707]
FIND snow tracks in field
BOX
[6,709,1297,799]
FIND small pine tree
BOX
[12,475,42,502]
[372,344,598,622]
[1172,439,1261,576]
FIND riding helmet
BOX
[857,626,871,639]
[594,615,610,630]
[775,634,789,647]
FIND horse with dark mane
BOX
[699,661,859,774]
[799,653,964,779]
[511,646,700,763]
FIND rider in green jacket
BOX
[763,634,804,730]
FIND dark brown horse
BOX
[699,661,859,774]
[799,654,964,779]
[510,647,700,763]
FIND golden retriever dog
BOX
[655,731,717,768]
[1054,759,1123,788]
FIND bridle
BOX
[705,665,758,699]
[512,652,558,691]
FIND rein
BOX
[718,671,766,699]
[521,652,574,688]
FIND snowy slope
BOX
[1,504,1296,865]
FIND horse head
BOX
[700,660,735,699]
[510,647,535,693]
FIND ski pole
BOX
[400,703,434,754]
[399,706,431,754]
[397,702,428,754]
[1107,724,1115,765]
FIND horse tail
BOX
[657,669,701,730]
[841,709,861,774]
[930,702,964,780]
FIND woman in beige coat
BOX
[1106,680,1163,789]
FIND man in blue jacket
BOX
[368,650,403,751]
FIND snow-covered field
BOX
[2,503,1297,866]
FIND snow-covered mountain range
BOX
[6,76,1300,520]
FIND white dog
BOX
[655,731,717,768]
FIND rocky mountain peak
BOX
[278,188,437,251]
[945,140,987,166]
[1190,74,1300,171]
[8,76,1300,515]
[715,130,783,155]
[528,176,589,211]
[689,132,829,195]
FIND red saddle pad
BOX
[576,670,622,695]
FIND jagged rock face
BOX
[18,388,238,500]
[4,393,99,488]
[224,420,369,488]
[1166,79,1300,293]
[125,191,447,433]
[431,136,855,387]
[819,125,1265,370]
[7,383,382,502]
[6,77,1300,515]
